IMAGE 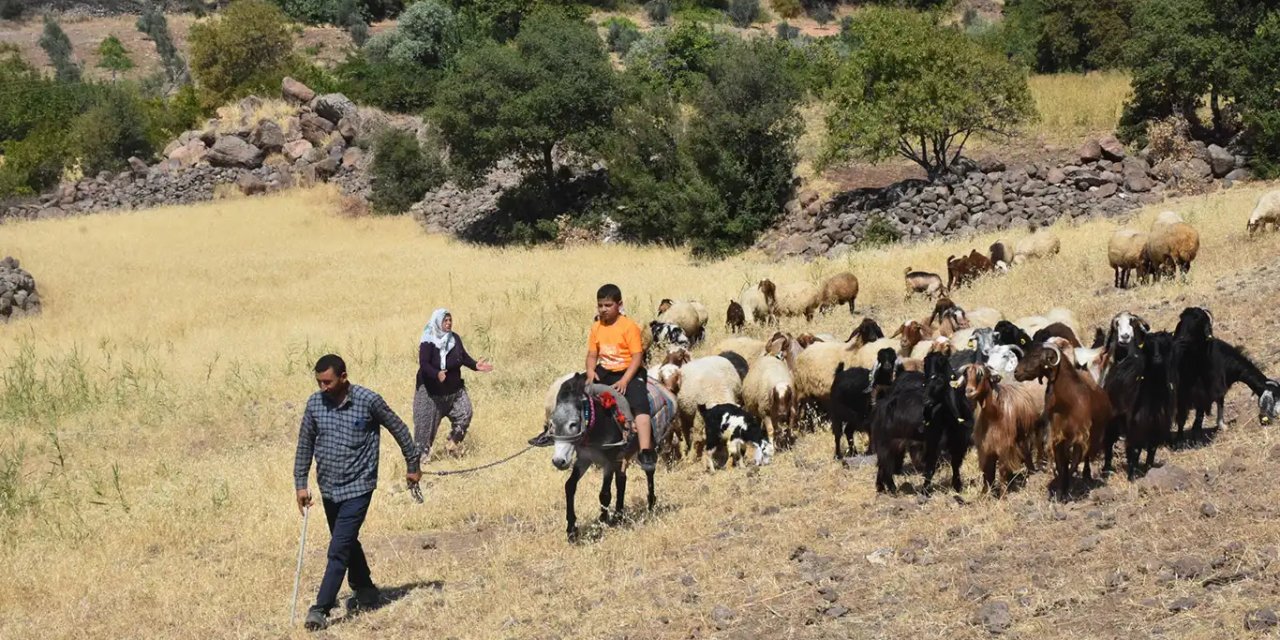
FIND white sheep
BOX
[713,336,766,360]
[742,353,798,447]
[775,281,822,322]
[1013,315,1051,337]
[672,355,743,461]
[794,341,864,408]
[854,337,901,369]
[657,300,709,344]
[1012,230,1061,265]
[737,280,777,325]
[1247,190,1280,234]
[967,307,1004,329]
[1108,228,1148,288]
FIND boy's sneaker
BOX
[303,608,328,631]
[528,430,554,447]
[638,448,657,471]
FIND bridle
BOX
[551,392,626,448]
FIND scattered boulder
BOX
[282,77,316,104]
[0,257,41,322]
[1207,144,1235,178]
[206,136,264,169]
[250,120,285,153]
[1079,139,1103,163]
[312,93,358,125]
[1138,465,1192,494]
[1245,608,1278,631]
[127,156,149,175]
[337,116,360,143]
[974,600,1011,634]
[1099,134,1127,160]
[283,139,314,162]
[236,172,268,196]
[299,113,335,146]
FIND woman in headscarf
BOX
[414,309,493,460]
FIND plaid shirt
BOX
[294,384,420,502]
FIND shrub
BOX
[645,0,671,25]
[70,89,154,176]
[334,55,439,113]
[605,17,641,56]
[0,127,72,197]
[189,0,294,106]
[860,214,901,247]
[270,0,405,24]
[39,16,81,84]
[998,0,1134,73]
[728,0,760,28]
[810,2,833,24]
[1144,116,1195,164]
[771,0,801,19]
[775,21,799,40]
[369,128,445,214]
[0,0,24,20]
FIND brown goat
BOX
[726,300,745,333]
[1014,342,1112,500]
[657,299,674,316]
[795,333,823,348]
[892,320,932,356]
[663,347,692,368]
[957,364,1042,495]
[904,268,946,300]
[946,250,995,291]
[758,279,778,311]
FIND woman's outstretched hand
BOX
[477,358,494,373]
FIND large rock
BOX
[169,140,208,167]
[337,116,360,143]
[250,120,285,153]
[1207,144,1234,178]
[312,94,358,125]
[236,172,268,196]
[299,113,335,146]
[206,136,264,169]
[282,77,316,104]
[1125,173,1154,193]
[1079,139,1103,163]
[0,256,41,322]
[1099,134,1127,160]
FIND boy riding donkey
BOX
[529,284,657,471]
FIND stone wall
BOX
[0,257,40,322]
[759,135,1251,260]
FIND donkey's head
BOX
[549,373,589,470]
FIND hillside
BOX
[1,183,1279,638]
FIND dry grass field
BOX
[3,183,1280,639]
[1027,71,1133,145]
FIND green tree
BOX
[684,38,803,256]
[369,128,446,214]
[998,0,1134,73]
[96,35,135,81]
[137,1,191,87]
[70,88,154,175]
[1240,11,1280,176]
[433,12,619,189]
[39,15,81,84]
[189,0,294,106]
[825,8,1035,180]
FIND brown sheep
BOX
[1014,342,1112,500]
[1142,222,1200,283]
[818,271,859,315]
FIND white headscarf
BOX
[420,308,454,369]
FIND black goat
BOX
[869,347,900,401]
[1172,307,1217,442]
[1207,339,1280,427]
[871,370,927,493]
[921,352,972,492]
[830,363,873,459]
[1104,331,1176,480]
[994,320,1031,348]
[718,351,750,382]
[872,353,969,493]
[1104,311,1150,372]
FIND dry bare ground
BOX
[2,183,1280,639]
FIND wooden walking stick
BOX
[290,504,310,625]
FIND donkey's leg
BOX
[614,468,627,520]
[598,468,614,525]
[565,464,584,542]
[645,468,656,513]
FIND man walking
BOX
[294,354,421,631]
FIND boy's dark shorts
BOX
[595,366,651,416]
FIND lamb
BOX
[697,403,774,471]
[1142,221,1200,283]
[1012,230,1061,265]
[725,300,746,333]
[818,271,859,314]
[1247,190,1280,234]
[775,281,822,322]
[829,363,873,459]
[904,268,946,300]
[672,355,743,460]
[737,280,777,325]
[956,364,1042,495]
[657,300,710,344]
[1108,228,1148,289]
[743,351,799,448]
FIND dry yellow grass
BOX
[1027,71,1132,144]
[2,183,1280,639]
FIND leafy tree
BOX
[137,1,191,87]
[189,0,294,106]
[433,12,619,189]
[70,88,154,175]
[39,15,81,84]
[96,36,135,81]
[825,8,1035,180]
[369,128,446,214]
[623,22,724,97]
[1239,11,1280,176]
[727,0,759,28]
[684,38,803,255]
[334,54,439,112]
[1,0,24,20]
[363,0,458,68]
[999,0,1134,73]
[270,0,404,24]
[645,0,671,25]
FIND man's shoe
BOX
[528,430,554,447]
[638,448,657,472]
[303,608,328,631]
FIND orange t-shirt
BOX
[588,316,644,372]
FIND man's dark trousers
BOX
[311,491,374,613]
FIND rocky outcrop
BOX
[0,257,40,322]
[760,136,1248,260]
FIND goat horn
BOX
[1010,345,1024,357]
[1047,344,1062,367]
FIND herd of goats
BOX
[604,196,1280,503]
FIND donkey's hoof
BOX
[598,510,614,526]
[567,526,579,543]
